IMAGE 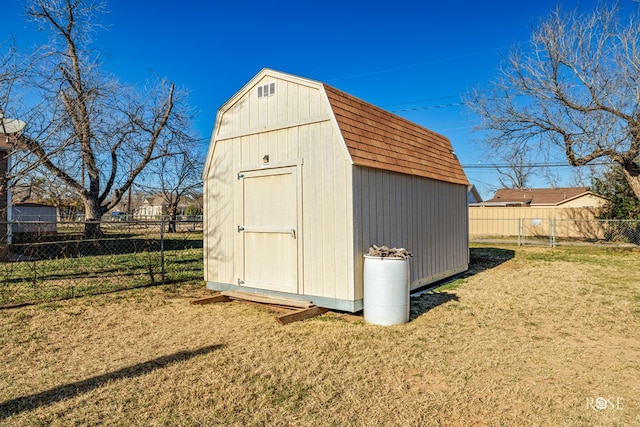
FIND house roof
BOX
[467,185,483,204]
[323,84,468,186]
[482,187,599,206]
[142,195,194,208]
[143,196,166,205]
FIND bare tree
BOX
[140,148,203,233]
[0,39,30,134]
[495,145,534,189]
[468,2,640,200]
[8,0,197,236]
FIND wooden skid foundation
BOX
[220,290,315,308]
[191,290,329,324]
[276,307,329,325]
[190,294,232,305]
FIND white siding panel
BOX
[204,139,235,284]
[294,119,353,301]
[205,72,358,308]
[277,81,288,125]
[287,82,299,124]
[301,123,323,297]
[266,83,278,126]
[353,167,469,292]
[309,87,321,117]
[287,127,299,159]
[237,96,249,134]
[320,122,336,297]
[299,85,310,120]
[248,86,259,130]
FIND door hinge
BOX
[237,225,245,232]
[237,172,245,180]
[238,278,245,285]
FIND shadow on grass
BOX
[410,292,459,320]
[10,237,203,261]
[466,247,515,276]
[409,247,515,320]
[0,344,224,419]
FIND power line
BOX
[462,161,614,169]
[467,176,498,188]
[385,90,532,114]
[324,45,511,83]
[391,102,465,113]
[382,95,461,108]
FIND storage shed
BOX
[203,69,469,312]
[11,203,58,236]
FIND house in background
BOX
[467,185,482,204]
[469,187,609,239]
[136,195,166,219]
[135,195,193,220]
[474,187,607,208]
[11,202,57,236]
[203,69,469,312]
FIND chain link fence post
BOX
[160,217,166,286]
[517,217,522,247]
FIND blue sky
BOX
[3,0,633,199]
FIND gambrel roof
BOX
[323,84,468,186]
[206,69,468,187]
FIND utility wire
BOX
[382,95,461,108]
[462,161,613,169]
[391,102,465,112]
[324,45,511,82]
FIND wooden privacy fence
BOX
[469,207,640,246]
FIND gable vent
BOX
[257,82,276,98]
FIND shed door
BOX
[238,166,299,293]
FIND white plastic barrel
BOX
[363,255,410,326]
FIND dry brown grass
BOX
[1,245,639,426]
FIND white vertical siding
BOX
[204,70,468,310]
[203,141,236,284]
[353,167,469,294]
[204,74,355,303]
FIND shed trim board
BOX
[204,68,469,312]
[319,85,354,167]
[213,115,332,145]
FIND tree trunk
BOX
[168,205,178,233]
[621,161,640,203]
[83,198,105,238]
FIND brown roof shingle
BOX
[484,187,593,206]
[323,84,468,186]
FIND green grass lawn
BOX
[1,243,638,426]
[0,232,203,307]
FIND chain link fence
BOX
[470,217,640,247]
[0,218,203,308]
